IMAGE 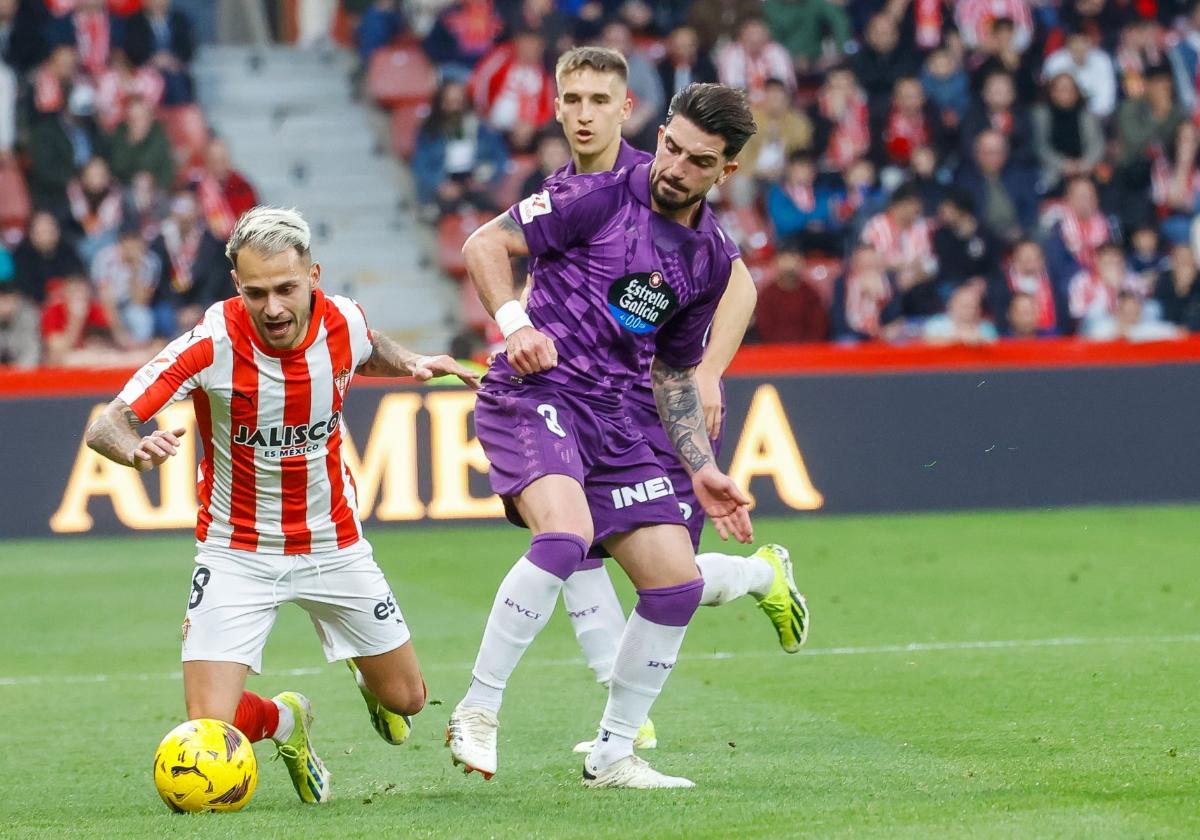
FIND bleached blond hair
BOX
[225,206,311,268]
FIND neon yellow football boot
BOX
[271,692,331,804]
[754,544,810,653]
[346,659,413,745]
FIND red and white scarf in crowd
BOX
[1150,151,1200,215]
[161,220,203,293]
[1068,269,1125,320]
[785,181,816,213]
[844,272,893,338]
[1006,267,1057,331]
[862,212,934,271]
[955,0,1034,50]
[95,65,164,130]
[884,107,930,165]
[33,66,67,114]
[192,173,238,240]
[818,89,870,169]
[1057,209,1109,270]
[67,182,123,237]
[74,9,111,78]
[915,0,945,50]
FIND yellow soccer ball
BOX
[152,718,258,813]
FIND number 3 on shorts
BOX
[537,403,566,438]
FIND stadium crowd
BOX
[360,0,1200,348]
[0,0,255,368]
[5,0,1200,369]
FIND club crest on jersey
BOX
[518,190,552,223]
[607,271,678,334]
[334,367,351,397]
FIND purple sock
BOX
[525,532,589,581]
[634,578,704,627]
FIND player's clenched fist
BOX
[132,428,187,471]
[506,325,558,375]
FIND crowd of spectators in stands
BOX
[0,0,257,368]
[356,0,1200,348]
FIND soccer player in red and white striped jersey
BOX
[85,206,480,805]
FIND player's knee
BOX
[374,679,425,717]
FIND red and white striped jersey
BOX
[118,290,373,554]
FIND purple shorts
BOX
[475,384,687,546]
[582,384,725,563]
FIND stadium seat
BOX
[437,210,486,278]
[495,155,538,209]
[367,44,437,108]
[390,101,430,160]
[0,163,31,239]
[159,104,210,165]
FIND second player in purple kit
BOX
[448,82,761,790]
[528,47,810,756]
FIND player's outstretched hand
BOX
[696,368,723,440]
[412,354,482,389]
[691,465,753,544]
[132,428,186,472]
[506,325,558,375]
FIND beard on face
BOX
[650,170,706,211]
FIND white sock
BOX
[696,552,776,606]
[561,566,627,685]
[271,699,295,743]
[589,611,687,771]
[462,557,564,713]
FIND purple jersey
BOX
[486,162,734,401]
[539,141,742,422]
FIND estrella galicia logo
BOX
[607,271,678,334]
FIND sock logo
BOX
[600,729,612,742]
[567,604,600,619]
[504,598,542,620]
[647,660,675,670]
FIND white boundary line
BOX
[3,634,1198,688]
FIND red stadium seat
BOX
[367,44,437,108]
[159,104,210,164]
[495,155,538,209]
[390,101,430,160]
[436,210,486,278]
[0,163,31,237]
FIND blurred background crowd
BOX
[3,0,1200,370]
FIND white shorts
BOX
[181,538,410,674]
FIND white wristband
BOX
[495,300,533,339]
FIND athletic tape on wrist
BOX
[495,300,533,339]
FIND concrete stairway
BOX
[192,44,457,348]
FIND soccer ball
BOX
[152,719,258,813]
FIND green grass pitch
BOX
[1,507,1197,839]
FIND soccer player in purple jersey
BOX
[534,47,810,755]
[446,83,762,790]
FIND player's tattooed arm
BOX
[463,212,530,317]
[85,399,186,471]
[696,260,756,437]
[651,358,717,475]
[358,331,482,388]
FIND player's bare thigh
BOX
[511,473,594,545]
[183,660,250,722]
[604,523,700,589]
[353,640,425,717]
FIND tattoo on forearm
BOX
[86,401,144,467]
[358,333,420,378]
[651,359,714,474]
